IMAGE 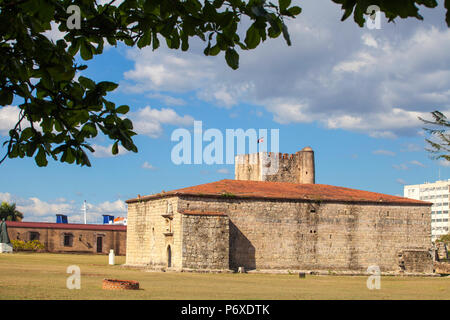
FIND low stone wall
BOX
[434,262,450,274]
[102,279,139,290]
[398,249,434,273]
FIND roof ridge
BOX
[126,179,431,205]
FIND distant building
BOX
[113,217,127,225]
[6,219,127,255]
[404,179,450,242]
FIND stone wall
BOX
[398,249,434,273]
[177,196,432,272]
[235,148,315,184]
[125,196,183,268]
[181,213,229,270]
[7,225,126,255]
[434,261,450,274]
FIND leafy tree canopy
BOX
[0,0,449,167]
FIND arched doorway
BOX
[167,245,172,268]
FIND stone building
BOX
[125,148,433,273]
[6,221,127,255]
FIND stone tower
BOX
[234,146,315,184]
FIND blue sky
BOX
[1,0,450,223]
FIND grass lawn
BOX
[0,252,449,300]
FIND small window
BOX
[29,232,40,241]
[63,233,73,247]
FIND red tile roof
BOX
[5,221,127,231]
[126,179,431,206]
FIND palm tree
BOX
[0,202,23,221]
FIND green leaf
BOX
[245,24,261,49]
[152,33,160,50]
[97,82,119,92]
[35,147,48,167]
[209,45,221,56]
[287,6,302,16]
[80,40,94,60]
[116,105,130,114]
[137,31,152,48]
[225,48,239,70]
[445,0,450,27]
[65,148,75,164]
[282,23,291,46]
[20,127,34,141]
[81,123,98,137]
[279,0,291,12]
[79,76,96,90]
[112,141,119,155]
[0,89,13,105]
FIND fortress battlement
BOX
[234,147,315,184]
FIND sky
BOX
[1,0,450,223]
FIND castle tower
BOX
[234,147,315,184]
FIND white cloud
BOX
[393,160,426,171]
[438,159,450,167]
[142,161,155,170]
[333,51,377,73]
[0,192,12,203]
[362,33,378,48]
[0,106,21,136]
[410,160,426,167]
[18,197,73,218]
[1,192,127,224]
[401,143,422,152]
[120,1,450,139]
[217,168,230,174]
[91,144,129,158]
[372,149,396,156]
[90,199,126,213]
[393,163,408,170]
[264,99,313,124]
[123,50,216,93]
[147,93,186,106]
[396,178,407,185]
[130,106,194,138]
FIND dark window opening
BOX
[167,245,172,268]
[64,234,73,247]
[96,236,103,253]
[29,232,40,241]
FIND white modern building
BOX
[404,179,450,242]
